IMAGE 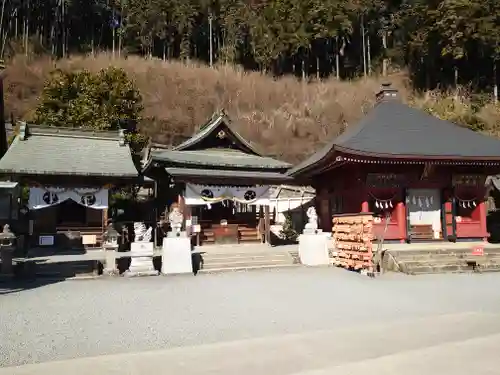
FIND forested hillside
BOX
[0,1,499,161]
[1,0,498,91]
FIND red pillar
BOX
[361,201,369,212]
[478,199,488,241]
[396,202,406,243]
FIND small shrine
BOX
[289,84,500,243]
[143,110,292,246]
[0,123,145,250]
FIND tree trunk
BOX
[494,61,498,104]
[367,34,371,76]
[335,36,340,80]
[0,0,6,50]
[361,14,367,77]
[14,8,18,39]
[382,31,388,77]
[112,27,115,59]
[316,56,320,80]
[118,31,122,58]
[62,0,65,58]
[208,14,213,67]
[23,0,29,57]
[301,49,306,81]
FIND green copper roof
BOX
[0,124,139,177]
[152,148,291,170]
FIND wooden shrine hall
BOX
[0,124,146,250]
[289,84,500,243]
[142,110,292,245]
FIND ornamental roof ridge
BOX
[18,123,124,141]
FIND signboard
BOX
[366,173,405,188]
[39,235,54,246]
[452,174,485,187]
[82,235,97,245]
[193,224,201,233]
[471,245,484,256]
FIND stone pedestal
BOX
[126,242,158,277]
[161,233,193,275]
[103,246,118,275]
[0,248,14,276]
[298,233,329,266]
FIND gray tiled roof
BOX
[165,167,292,182]
[0,125,139,177]
[290,100,500,176]
[153,149,291,170]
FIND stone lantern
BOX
[103,223,120,249]
[0,224,16,276]
[102,222,120,275]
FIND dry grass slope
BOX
[4,53,499,163]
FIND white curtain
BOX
[407,189,442,232]
[29,187,109,210]
[185,184,270,206]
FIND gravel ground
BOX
[1,268,500,368]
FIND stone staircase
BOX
[380,245,500,275]
[201,227,261,245]
[198,245,298,273]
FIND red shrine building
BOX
[289,84,500,243]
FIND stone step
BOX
[399,258,500,267]
[383,248,500,258]
[202,257,292,268]
[202,252,291,260]
[199,263,300,274]
[391,252,500,260]
[405,264,500,275]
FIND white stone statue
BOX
[168,204,184,234]
[304,206,318,230]
[133,222,152,242]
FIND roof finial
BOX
[376,82,399,102]
[19,121,27,141]
[118,128,126,146]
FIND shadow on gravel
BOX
[0,277,66,296]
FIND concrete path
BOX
[2,311,500,375]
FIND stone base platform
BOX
[379,242,500,274]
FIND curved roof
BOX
[0,125,139,177]
[289,97,500,177]
[152,149,291,170]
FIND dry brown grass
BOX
[4,53,498,163]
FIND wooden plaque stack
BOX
[332,213,373,273]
